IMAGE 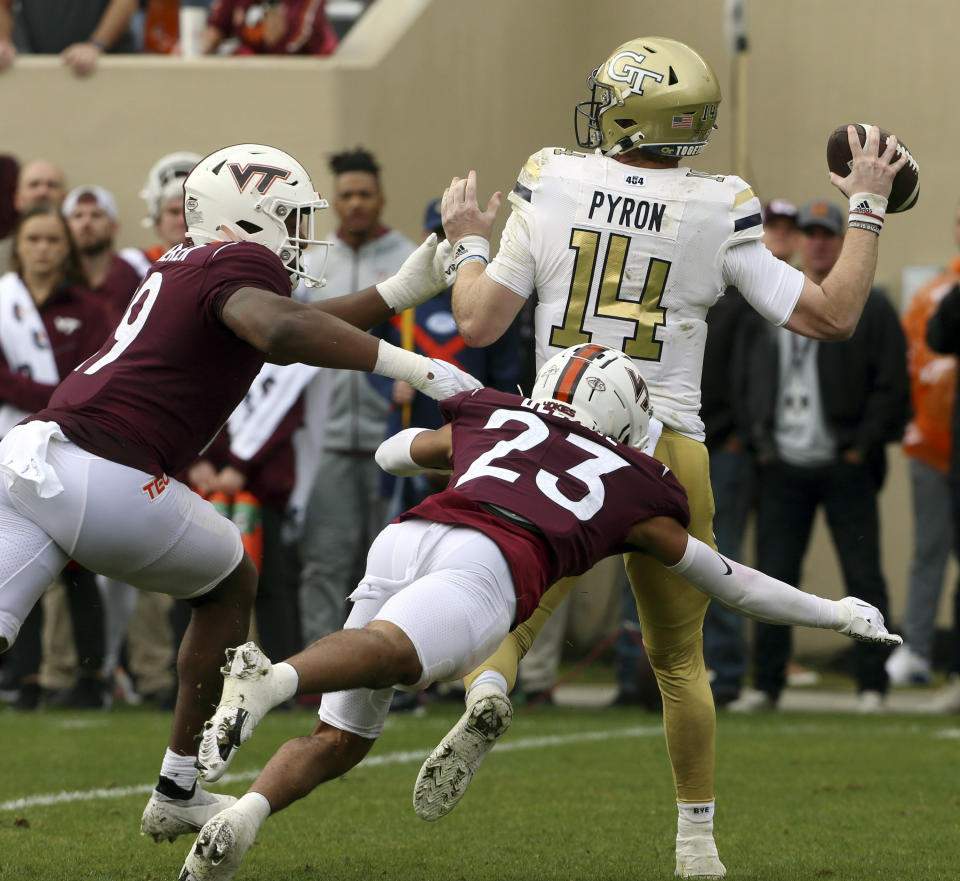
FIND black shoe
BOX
[11,682,43,711]
[48,677,107,710]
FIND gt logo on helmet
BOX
[606,50,664,96]
[227,163,291,195]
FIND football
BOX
[826,123,919,213]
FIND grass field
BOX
[1,701,958,881]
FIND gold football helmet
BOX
[575,37,722,159]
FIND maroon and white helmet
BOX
[183,144,332,288]
[531,343,652,448]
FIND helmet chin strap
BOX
[216,224,244,243]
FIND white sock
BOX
[160,748,198,791]
[465,673,508,708]
[234,791,272,831]
[677,801,715,834]
[271,661,300,702]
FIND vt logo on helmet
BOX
[575,37,721,159]
[184,144,332,288]
[531,344,652,449]
[226,163,290,195]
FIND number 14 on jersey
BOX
[549,227,671,362]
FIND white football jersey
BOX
[487,147,796,439]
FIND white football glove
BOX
[834,596,903,646]
[416,358,483,401]
[376,233,456,312]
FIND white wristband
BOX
[848,192,886,234]
[373,339,430,387]
[375,428,430,476]
[452,235,490,269]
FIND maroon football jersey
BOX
[93,254,143,323]
[402,388,690,624]
[32,241,291,477]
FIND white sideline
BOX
[0,725,663,813]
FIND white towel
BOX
[0,420,68,498]
[227,361,321,461]
[0,272,60,436]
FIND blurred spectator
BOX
[701,198,798,707]
[1,157,67,273]
[203,0,337,56]
[297,147,414,647]
[889,207,960,687]
[0,205,112,708]
[922,274,960,712]
[760,197,799,262]
[13,158,66,213]
[730,200,909,715]
[63,185,141,321]
[371,196,522,514]
[0,0,139,76]
[120,150,200,277]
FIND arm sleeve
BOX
[486,202,537,299]
[722,240,805,327]
[375,428,430,476]
[667,535,842,629]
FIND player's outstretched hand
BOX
[442,170,502,245]
[417,359,483,401]
[377,233,456,312]
[829,124,908,199]
[834,596,903,646]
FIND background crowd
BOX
[0,1,370,75]
[0,3,958,720]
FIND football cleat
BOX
[413,685,512,821]
[140,783,237,843]
[197,642,278,783]
[675,824,726,879]
[178,808,257,881]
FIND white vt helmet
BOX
[531,344,652,449]
[139,151,202,228]
[183,143,332,288]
